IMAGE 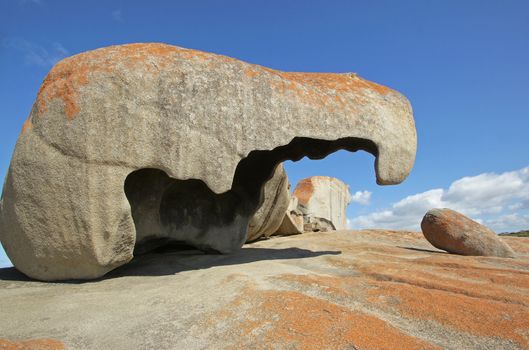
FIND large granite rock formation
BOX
[293,176,352,230]
[0,43,416,280]
[421,208,516,258]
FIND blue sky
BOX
[1,1,528,267]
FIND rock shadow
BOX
[398,246,446,254]
[0,246,341,283]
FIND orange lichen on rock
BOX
[218,289,439,350]
[292,178,314,206]
[209,285,439,350]
[0,339,65,350]
[21,117,32,134]
[34,42,393,123]
[33,43,248,122]
[316,234,529,348]
[369,280,529,348]
[370,262,529,306]
[281,72,393,96]
[35,43,186,120]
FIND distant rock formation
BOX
[293,176,352,231]
[0,43,416,280]
[421,208,516,258]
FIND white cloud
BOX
[348,166,529,232]
[350,190,371,205]
[486,213,529,232]
[112,9,124,22]
[2,38,69,67]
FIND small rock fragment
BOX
[273,196,304,236]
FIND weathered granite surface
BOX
[0,230,527,350]
[293,176,352,230]
[246,164,290,242]
[422,208,516,258]
[0,43,416,280]
[274,196,305,236]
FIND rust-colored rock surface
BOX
[1,230,527,349]
[0,339,64,350]
[293,176,352,230]
[422,208,516,258]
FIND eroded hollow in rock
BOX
[124,137,378,254]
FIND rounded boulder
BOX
[421,208,515,258]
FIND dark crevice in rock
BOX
[124,136,378,255]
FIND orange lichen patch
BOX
[368,280,529,348]
[35,43,184,120]
[326,245,529,306]
[363,261,529,306]
[319,241,529,346]
[457,268,529,290]
[263,70,394,112]
[21,117,32,134]
[246,63,393,96]
[0,339,65,350]
[244,67,261,78]
[281,72,393,96]
[217,289,439,350]
[35,42,392,122]
[34,43,242,121]
[319,240,529,307]
[292,178,314,206]
[414,256,529,291]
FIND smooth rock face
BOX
[293,176,352,230]
[421,208,516,258]
[273,196,304,236]
[1,230,527,350]
[0,43,417,280]
[246,164,290,242]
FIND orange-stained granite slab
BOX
[0,229,527,349]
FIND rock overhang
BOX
[0,43,417,280]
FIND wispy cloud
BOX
[349,166,529,232]
[350,190,371,205]
[2,38,69,67]
[112,9,124,22]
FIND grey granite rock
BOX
[0,43,416,280]
[246,164,290,242]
